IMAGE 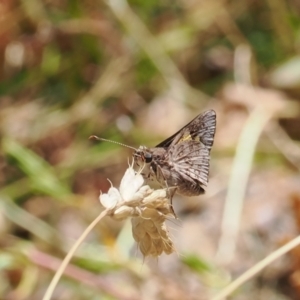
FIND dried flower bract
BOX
[99,161,175,257]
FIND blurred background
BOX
[1,0,300,299]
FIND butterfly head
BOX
[133,146,153,164]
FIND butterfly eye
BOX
[144,152,152,163]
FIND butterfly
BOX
[133,110,216,196]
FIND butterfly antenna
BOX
[89,135,137,151]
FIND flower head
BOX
[99,162,175,257]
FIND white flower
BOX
[100,163,149,210]
[99,162,175,257]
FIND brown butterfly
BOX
[133,110,216,196]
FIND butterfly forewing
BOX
[155,110,216,149]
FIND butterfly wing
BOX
[170,140,211,188]
[155,109,216,151]
[166,110,216,193]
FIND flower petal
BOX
[119,167,144,201]
[119,167,135,191]
[99,187,121,208]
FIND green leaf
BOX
[181,253,212,273]
[2,138,70,201]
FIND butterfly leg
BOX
[168,187,178,219]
